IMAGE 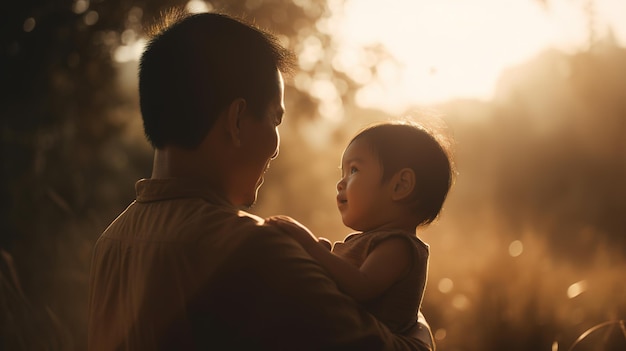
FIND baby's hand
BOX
[318,237,332,251]
[266,215,319,250]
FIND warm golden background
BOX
[2,0,625,350]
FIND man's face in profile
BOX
[235,70,285,208]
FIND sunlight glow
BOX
[186,0,212,14]
[434,328,447,341]
[328,0,626,110]
[331,47,375,84]
[567,280,588,298]
[114,38,146,63]
[298,35,324,71]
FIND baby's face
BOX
[336,139,393,232]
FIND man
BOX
[88,10,434,351]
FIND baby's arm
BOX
[266,215,331,251]
[267,216,411,302]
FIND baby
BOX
[270,120,453,336]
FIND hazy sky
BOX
[116,0,626,118]
[326,0,626,110]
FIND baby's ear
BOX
[390,168,415,201]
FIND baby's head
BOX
[348,120,454,227]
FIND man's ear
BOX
[225,98,247,147]
[390,168,416,201]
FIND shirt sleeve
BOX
[222,226,430,351]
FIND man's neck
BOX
[151,146,236,204]
[151,146,212,180]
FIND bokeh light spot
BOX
[113,38,146,63]
[567,280,588,299]
[84,11,99,26]
[508,240,524,257]
[298,35,323,71]
[452,294,470,310]
[23,18,36,32]
[434,328,447,341]
[121,29,137,45]
[438,277,454,294]
[293,72,312,92]
[73,0,89,14]
[310,78,337,101]
[128,7,143,24]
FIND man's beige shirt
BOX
[88,178,429,351]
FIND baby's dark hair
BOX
[349,120,454,226]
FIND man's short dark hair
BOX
[139,11,295,149]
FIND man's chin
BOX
[241,188,261,209]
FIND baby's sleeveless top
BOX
[332,229,429,333]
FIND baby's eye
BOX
[350,166,358,174]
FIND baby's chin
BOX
[340,218,360,232]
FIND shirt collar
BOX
[135,178,233,208]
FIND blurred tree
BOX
[0,0,337,348]
[488,41,626,263]
[1,1,156,348]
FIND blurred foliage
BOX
[256,41,626,351]
[490,45,626,262]
[0,0,334,348]
[2,0,625,350]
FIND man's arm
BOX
[268,216,412,302]
[227,224,430,351]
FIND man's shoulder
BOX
[99,199,284,245]
[188,207,296,249]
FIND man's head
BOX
[138,11,294,150]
